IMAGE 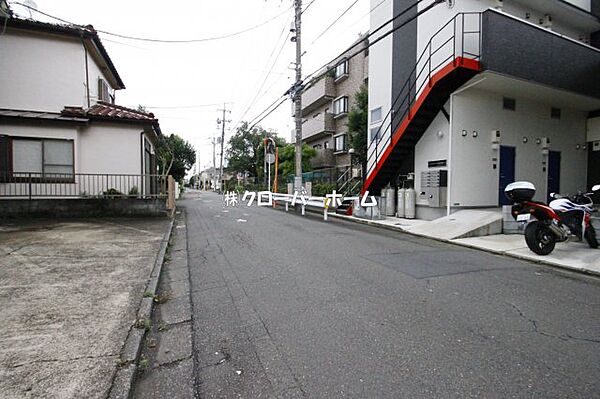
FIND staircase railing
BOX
[365,12,482,183]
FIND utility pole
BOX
[292,0,303,191]
[217,104,231,192]
[211,137,217,191]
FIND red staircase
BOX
[362,13,483,195]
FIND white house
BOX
[0,16,162,199]
[366,0,600,219]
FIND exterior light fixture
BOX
[536,138,541,145]
[522,137,528,143]
[461,130,467,137]
[472,131,478,138]
[576,144,581,150]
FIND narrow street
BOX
[181,191,600,398]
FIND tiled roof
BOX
[86,102,156,122]
[0,108,88,123]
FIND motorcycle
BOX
[505,181,599,255]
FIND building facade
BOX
[0,17,161,198]
[300,34,369,173]
[367,0,600,219]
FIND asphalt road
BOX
[181,191,600,398]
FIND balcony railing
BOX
[301,75,335,116]
[0,172,168,199]
[302,112,335,140]
[310,148,335,169]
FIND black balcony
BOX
[481,9,600,100]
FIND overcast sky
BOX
[10,0,370,172]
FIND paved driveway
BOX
[0,218,170,399]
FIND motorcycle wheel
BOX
[524,221,556,255]
[585,225,599,249]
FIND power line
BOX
[10,1,292,44]
[243,0,443,136]
[311,0,360,45]
[247,97,288,132]
[304,0,432,83]
[232,12,292,130]
[302,0,318,14]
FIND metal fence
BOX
[0,172,168,199]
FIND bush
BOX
[128,186,139,196]
[101,188,125,198]
[312,182,335,197]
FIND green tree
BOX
[156,134,196,182]
[277,143,316,179]
[347,84,368,178]
[226,123,284,183]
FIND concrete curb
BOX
[107,216,175,399]
[327,212,600,278]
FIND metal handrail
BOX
[0,172,168,199]
[365,12,482,180]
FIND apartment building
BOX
[300,34,369,172]
[366,0,600,219]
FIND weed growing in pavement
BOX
[134,318,152,331]
[138,355,149,372]
[158,322,169,332]
[143,291,154,298]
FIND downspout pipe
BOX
[447,77,487,216]
[82,35,90,109]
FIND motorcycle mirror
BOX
[593,184,600,192]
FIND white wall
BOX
[367,0,394,175]
[0,30,116,112]
[87,51,115,104]
[563,0,591,12]
[588,117,600,142]
[79,123,144,175]
[449,88,587,207]
[414,105,450,205]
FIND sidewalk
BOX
[331,213,600,276]
[0,217,172,399]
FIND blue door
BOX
[499,146,516,206]
[548,151,561,202]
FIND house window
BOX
[503,97,516,111]
[313,144,322,150]
[334,134,346,152]
[11,138,74,180]
[332,96,348,117]
[98,78,110,103]
[334,59,349,79]
[323,141,329,149]
[551,107,561,119]
[370,126,381,142]
[370,107,382,123]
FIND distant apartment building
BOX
[366,0,600,219]
[300,34,369,172]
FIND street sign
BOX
[266,153,275,164]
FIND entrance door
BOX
[547,151,561,202]
[499,146,516,206]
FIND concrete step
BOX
[406,210,503,240]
